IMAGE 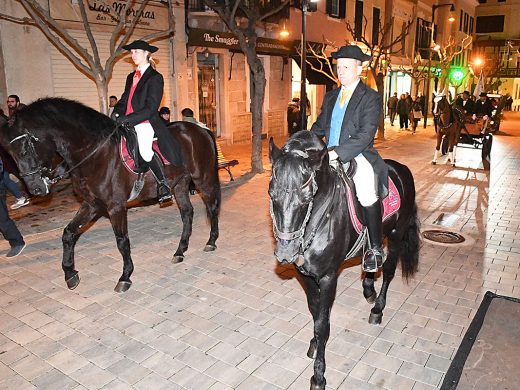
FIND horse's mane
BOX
[14,97,117,142]
[274,131,326,187]
[282,131,325,156]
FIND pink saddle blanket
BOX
[347,178,401,234]
[119,138,170,173]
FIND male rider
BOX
[311,45,388,273]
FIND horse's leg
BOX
[172,175,193,263]
[310,274,339,390]
[62,201,100,290]
[196,175,221,252]
[299,272,320,359]
[362,273,377,303]
[368,230,400,325]
[107,205,134,293]
[432,133,441,164]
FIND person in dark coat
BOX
[287,97,302,135]
[396,94,409,130]
[453,90,475,115]
[311,45,388,273]
[387,92,398,126]
[112,40,182,204]
[473,92,493,118]
[0,156,26,257]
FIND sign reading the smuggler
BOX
[188,28,293,56]
[49,0,168,31]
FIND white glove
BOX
[483,115,488,121]
[472,114,476,120]
[328,149,338,161]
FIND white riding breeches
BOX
[347,154,378,207]
[134,122,155,162]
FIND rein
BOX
[10,126,118,185]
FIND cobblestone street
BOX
[1,114,519,389]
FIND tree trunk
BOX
[95,74,109,115]
[246,52,266,173]
[374,72,385,140]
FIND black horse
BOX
[0,98,221,292]
[268,131,420,390]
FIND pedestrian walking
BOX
[397,94,409,130]
[387,92,398,126]
[0,157,26,257]
[410,96,423,134]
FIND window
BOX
[469,17,474,34]
[478,0,487,3]
[326,0,345,19]
[459,10,463,31]
[464,12,469,33]
[372,7,380,45]
[354,0,363,40]
[476,15,505,33]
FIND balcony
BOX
[186,0,289,23]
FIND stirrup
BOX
[128,173,145,202]
[362,247,384,273]
[157,182,172,204]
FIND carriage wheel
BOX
[441,136,448,155]
[482,134,493,170]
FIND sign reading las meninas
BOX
[49,0,168,31]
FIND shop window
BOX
[470,17,474,34]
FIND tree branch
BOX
[0,13,36,25]
[79,0,102,74]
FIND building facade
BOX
[0,0,479,142]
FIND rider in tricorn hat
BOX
[112,39,182,204]
[311,45,388,273]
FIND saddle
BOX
[118,124,169,174]
[337,161,401,234]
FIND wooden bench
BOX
[216,140,239,181]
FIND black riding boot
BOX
[362,201,384,273]
[149,154,172,204]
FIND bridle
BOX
[269,170,318,245]
[434,97,455,130]
[9,126,118,188]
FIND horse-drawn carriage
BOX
[437,93,502,170]
[441,115,493,169]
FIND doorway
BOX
[197,52,220,136]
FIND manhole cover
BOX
[422,230,465,244]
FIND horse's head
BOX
[1,108,57,196]
[268,131,327,264]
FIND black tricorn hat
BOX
[331,45,371,62]
[479,92,487,97]
[122,40,158,53]
[463,90,470,95]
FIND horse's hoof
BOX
[172,255,184,264]
[203,244,216,252]
[365,291,377,304]
[310,376,326,390]
[431,161,437,165]
[65,273,80,290]
[307,340,317,359]
[368,312,383,325]
[114,280,132,293]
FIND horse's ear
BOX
[269,137,282,164]
[306,145,327,170]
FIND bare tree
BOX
[432,35,472,93]
[346,16,413,139]
[0,0,175,114]
[397,53,428,96]
[204,0,289,173]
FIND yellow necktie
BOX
[339,88,350,108]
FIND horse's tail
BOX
[399,199,421,281]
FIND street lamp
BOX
[423,3,456,128]
[299,0,319,130]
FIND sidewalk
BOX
[0,115,519,390]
